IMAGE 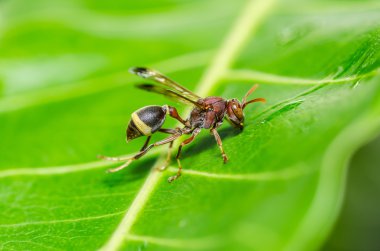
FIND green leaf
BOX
[1,0,380,250]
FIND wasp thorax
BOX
[126,105,167,142]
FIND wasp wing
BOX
[130,67,202,103]
[136,83,204,109]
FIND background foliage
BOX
[0,0,379,250]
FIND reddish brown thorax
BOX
[189,97,227,129]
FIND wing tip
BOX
[129,67,154,78]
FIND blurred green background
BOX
[1,0,380,250]
[323,134,380,251]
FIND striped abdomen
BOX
[126,105,168,142]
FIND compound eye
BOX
[232,102,243,120]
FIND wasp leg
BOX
[156,141,174,172]
[107,133,182,173]
[98,155,131,161]
[211,128,228,163]
[168,106,189,126]
[159,128,179,134]
[97,136,151,162]
[99,129,176,162]
[155,128,179,171]
[168,128,201,183]
[140,136,151,151]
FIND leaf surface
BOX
[1,0,380,250]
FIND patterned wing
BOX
[129,67,202,103]
[135,83,205,109]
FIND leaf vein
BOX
[0,210,125,228]
[223,68,380,85]
[125,233,221,250]
[166,165,314,181]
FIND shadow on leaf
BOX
[102,158,156,187]
[181,126,242,160]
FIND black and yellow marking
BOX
[126,105,167,142]
[131,112,152,136]
[126,120,143,142]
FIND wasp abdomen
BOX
[126,105,168,142]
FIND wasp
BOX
[99,67,266,182]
